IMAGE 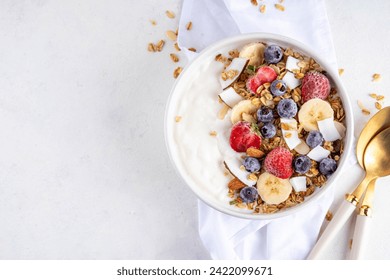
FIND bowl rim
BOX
[164,32,354,220]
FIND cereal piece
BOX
[376,95,385,101]
[188,47,197,52]
[174,43,181,52]
[375,102,382,110]
[358,100,370,115]
[149,20,157,26]
[186,21,193,30]
[260,5,266,13]
[155,40,165,52]
[228,49,239,58]
[165,10,175,19]
[275,4,285,11]
[170,53,179,63]
[251,0,258,5]
[166,30,177,41]
[246,147,265,158]
[173,67,182,79]
[228,178,245,190]
[209,131,217,136]
[338,68,344,76]
[372,73,381,82]
[349,239,353,250]
[369,93,378,99]
[247,173,258,181]
[147,43,156,52]
[175,116,182,122]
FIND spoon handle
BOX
[348,179,376,259]
[306,200,356,259]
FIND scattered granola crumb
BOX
[175,116,182,122]
[275,3,285,11]
[147,40,165,52]
[224,171,230,176]
[173,67,183,79]
[358,100,371,115]
[239,165,246,171]
[246,147,265,158]
[338,68,344,76]
[228,49,239,58]
[375,102,382,110]
[186,21,193,30]
[170,53,179,63]
[149,20,157,26]
[166,30,177,41]
[147,43,156,52]
[165,10,175,19]
[284,132,292,138]
[221,69,239,81]
[349,239,353,250]
[369,93,378,99]
[251,0,258,6]
[376,95,385,101]
[174,42,181,52]
[260,5,266,13]
[209,131,217,136]
[248,173,258,181]
[325,210,333,221]
[279,0,284,3]
[362,109,371,115]
[188,47,197,52]
[372,73,381,82]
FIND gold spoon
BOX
[308,107,390,259]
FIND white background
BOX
[0,0,389,259]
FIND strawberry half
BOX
[230,121,262,152]
[301,71,331,102]
[264,146,293,179]
[246,66,277,95]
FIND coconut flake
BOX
[282,71,301,90]
[307,145,330,162]
[286,56,300,72]
[219,57,249,89]
[318,117,342,141]
[334,121,346,138]
[219,87,244,108]
[290,176,307,192]
[294,141,311,155]
[224,157,256,186]
[281,118,301,150]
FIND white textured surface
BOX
[0,0,389,259]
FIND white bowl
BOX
[165,33,353,220]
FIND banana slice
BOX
[257,172,292,205]
[239,42,265,67]
[298,98,334,131]
[230,100,259,124]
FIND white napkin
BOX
[178,0,337,260]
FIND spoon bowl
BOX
[364,127,390,178]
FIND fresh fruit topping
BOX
[289,176,307,192]
[264,45,283,64]
[301,71,331,102]
[257,172,292,204]
[307,145,330,162]
[224,157,256,186]
[317,117,342,141]
[319,158,337,176]
[240,186,259,203]
[239,42,265,67]
[298,98,334,131]
[277,99,298,118]
[230,100,259,124]
[229,121,262,152]
[256,66,277,85]
[286,56,300,72]
[280,118,301,150]
[264,147,293,179]
[282,71,301,90]
[294,141,311,155]
[334,121,346,138]
[219,87,244,108]
[256,106,274,123]
[270,80,287,96]
[293,155,312,174]
[220,57,249,89]
[260,122,276,139]
[243,157,261,172]
[246,75,262,94]
[306,130,324,148]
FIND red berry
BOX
[301,71,331,102]
[230,121,262,152]
[264,146,293,179]
[246,66,277,95]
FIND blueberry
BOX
[243,157,261,172]
[270,80,287,96]
[293,155,311,174]
[264,45,283,64]
[257,106,273,123]
[306,130,324,148]
[277,99,297,118]
[260,123,276,138]
[319,158,337,176]
[240,186,258,203]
